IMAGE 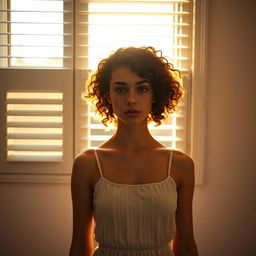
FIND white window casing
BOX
[0,0,208,185]
[0,0,74,182]
[190,0,208,185]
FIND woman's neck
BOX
[105,120,162,152]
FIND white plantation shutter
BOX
[0,0,205,183]
[6,91,63,162]
[0,70,73,178]
[76,0,191,70]
[0,0,73,179]
[0,0,73,68]
[75,0,192,154]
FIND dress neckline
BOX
[94,175,177,190]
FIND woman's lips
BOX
[124,110,140,116]
[125,111,140,113]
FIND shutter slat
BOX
[79,44,189,48]
[80,1,190,3]
[78,22,189,26]
[7,133,62,139]
[86,135,111,141]
[77,33,189,38]
[152,136,182,141]
[0,32,72,36]
[0,21,72,24]
[1,56,71,59]
[7,145,62,151]
[7,99,63,104]
[0,44,71,47]
[0,10,70,13]
[78,56,189,60]
[7,155,62,162]
[79,11,190,15]
[7,122,63,128]
[7,110,62,116]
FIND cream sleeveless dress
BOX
[92,149,177,256]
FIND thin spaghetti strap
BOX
[167,150,174,177]
[93,149,103,178]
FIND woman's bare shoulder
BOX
[172,149,193,163]
[71,149,96,184]
[74,148,95,161]
[172,149,195,184]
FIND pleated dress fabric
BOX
[92,149,177,256]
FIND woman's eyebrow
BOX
[136,80,150,85]
[113,81,127,86]
[113,80,150,86]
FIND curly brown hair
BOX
[83,46,183,127]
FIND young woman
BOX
[69,47,198,256]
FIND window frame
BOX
[190,0,208,185]
[0,0,208,185]
[75,0,193,155]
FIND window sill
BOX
[0,173,71,183]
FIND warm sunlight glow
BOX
[88,2,186,70]
[10,0,64,67]
[7,92,63,99]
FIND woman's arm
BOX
[172,152,198,256]
[69,151,95,256]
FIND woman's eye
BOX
[138,87,149,93]
[115,87,127,94]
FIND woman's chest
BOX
[96,150,170,185]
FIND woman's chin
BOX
[117,116,148,126]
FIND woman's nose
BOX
[127,90,136,105]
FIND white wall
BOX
[0,183,72,256]
[193,0,256,255]
[1,0,256,255]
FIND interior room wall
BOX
[0,0,255,255]
[193,0,256,255]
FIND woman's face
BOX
[108,66,154,126]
